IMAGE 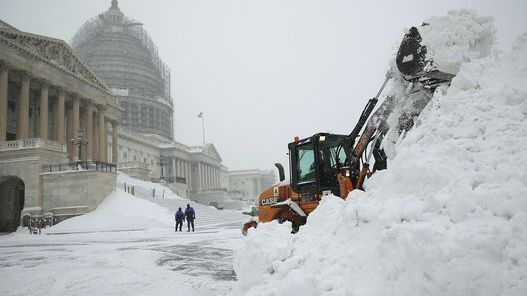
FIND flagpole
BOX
[201,114,205,144]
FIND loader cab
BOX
[288,133,347,201]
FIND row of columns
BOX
[170,158,191,187]
[199,162,220,191]
[0,65,119,164]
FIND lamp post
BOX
[71,129,88,164]
[157,155,165,183]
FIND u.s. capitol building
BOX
[72,0,229,198]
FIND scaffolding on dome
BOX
[71,14,171,99]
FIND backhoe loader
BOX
[242,24,456,235]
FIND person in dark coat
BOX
[175,207,184,232]
[184,204,195,232]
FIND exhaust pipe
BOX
[275,163,285,182]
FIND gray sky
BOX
[1,0,526,172]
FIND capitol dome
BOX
[71,0,173,139]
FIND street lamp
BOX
[71,129,88,163]
[157,155,165,183]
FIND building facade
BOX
[0,20,119,232]
[228,169,276,203]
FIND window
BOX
[297,144,315,183]
[329,145,347,167]
[319,136,347,187]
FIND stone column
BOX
[210,166,216,189]
[207,165,211,190]
[188,163,192,189]
[85,101,94,161]
[205,164,208,190]
[205,165,209,190]
[209,166,213,189]
[16,73,30,139]
[0,65,8,142]
[215,168,218,189]
[38,82,49,140]
[71,96,80,160]
[98,107,106,162]
[203,164,207,190]
[212,168,215,189]
[204,164,207,190]
[177,159,181,177]
[111,120,118,164]
[55,89,65,143]
[92,108,98,161]
[187,163,191,187]
[198,163,203,191]
[172,158,177,178]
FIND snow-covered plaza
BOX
[0,176,246,296]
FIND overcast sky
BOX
[1,0,526,172]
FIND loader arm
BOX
[343,26,457,189]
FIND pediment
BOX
[202,144,222,161]
[0,26,109,91]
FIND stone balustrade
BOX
[0,138,67,153]
[118,161,149,170]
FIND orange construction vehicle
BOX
[242,25,456,235]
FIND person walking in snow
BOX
[175,207,184,232]
[185,204,195,232]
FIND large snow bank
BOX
[420,10,496,75]
[233,12,527,296]
[48,189,173,233]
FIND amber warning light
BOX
[293,136,300,142]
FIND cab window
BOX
[329,145,347,167]
[318,136,347,187]
[297,144,315,183]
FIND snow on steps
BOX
[117,173,247,229]
[137,196,247,228]
[47,174,246,234]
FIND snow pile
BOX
[233,13,527,296]
[420,10,496,75]
[48,173,247,233]
[48,189,173,233]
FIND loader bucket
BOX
[396,25,455,86]
[396,26,427,80]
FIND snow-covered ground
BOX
[233,11,527,296]
[0,174,248,296]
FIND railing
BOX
[0,138,67,153]
[43,161,117,173]
[118,161,150,170]
[117,181,168,198]
[150,176,187,184]
[175,176,187,184]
